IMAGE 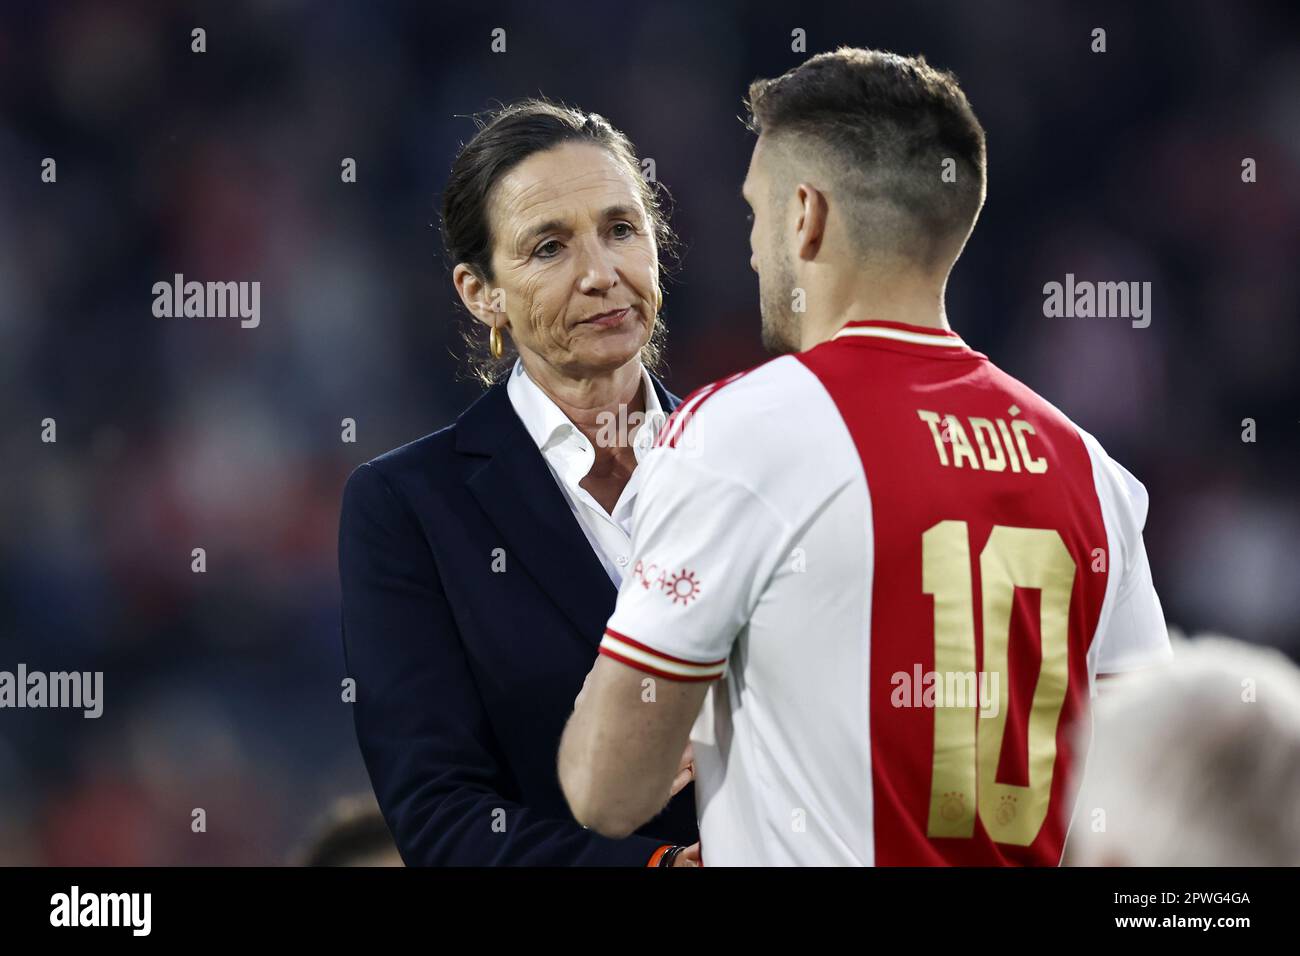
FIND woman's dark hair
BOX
[440,98,675,385]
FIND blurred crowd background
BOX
[0,0,1296,864]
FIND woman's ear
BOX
[453,263,501,328]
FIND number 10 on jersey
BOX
[922,521,1076,847]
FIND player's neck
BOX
[795,264,951,348]
[799,283,951,350]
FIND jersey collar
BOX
[831,319,968,349]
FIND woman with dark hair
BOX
[339,100,700,866]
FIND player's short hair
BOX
[440,97,673,383]
[745,47,987,270]
[1067,636,1300,866]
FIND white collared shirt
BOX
[506,357,667,586]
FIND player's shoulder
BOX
[986,362,1152,528]
[1072,422,1151,529]
[969,359,1075,432]
[651,354,859,497]
[656,354,840,451]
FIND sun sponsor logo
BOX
[630,560,701,606]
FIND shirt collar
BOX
[830,318,968,349]
[506,358,666,474]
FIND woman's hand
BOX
[670,742,695,796]
[671,842,701,866]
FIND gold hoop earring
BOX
[489,323,504,360]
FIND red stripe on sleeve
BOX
[598,645,722,683]
[603,628,727,667]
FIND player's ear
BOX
[794,182,829,262]
[453,263,500,327]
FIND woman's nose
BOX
[574,239,619,293]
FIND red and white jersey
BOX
[600,319,1171,866]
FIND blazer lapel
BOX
[456,374,682,650]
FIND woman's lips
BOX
[579,307,631,329]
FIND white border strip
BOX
[832,326,966,348]
[600,634,727,679]
[657,383,717,448]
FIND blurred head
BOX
[442,99,672,385]
[295,796,403,867]
[743,47,987,352]
[1066,637,1300,866]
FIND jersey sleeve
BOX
[601,449,792,682]
[1081,434,1173,675]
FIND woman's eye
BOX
[611,222,635,239]
[534,240,562,258]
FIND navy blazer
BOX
[339,372,700,865]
